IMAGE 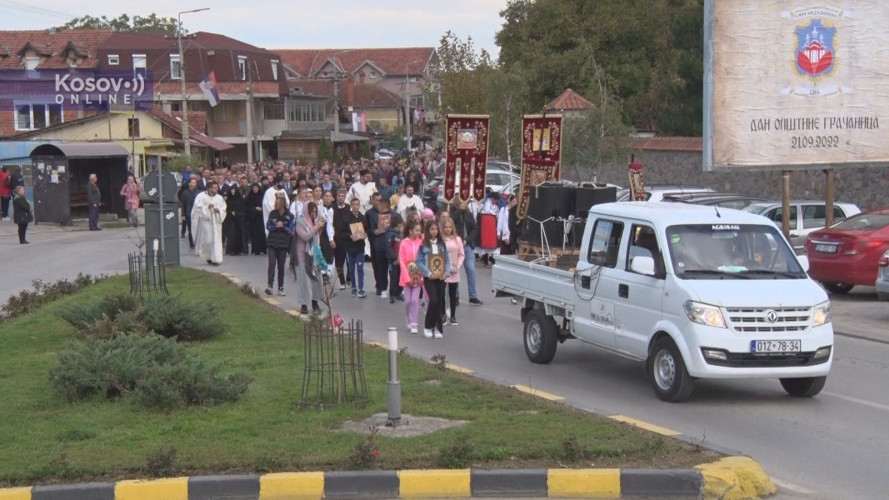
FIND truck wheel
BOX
[524,309,558,364]
[823,282,854,294]
[648,337,695,402]
[780,376,826,397]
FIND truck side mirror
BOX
[630,256,656,276]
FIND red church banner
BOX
[517,115,563,219]
[445,114,490,202]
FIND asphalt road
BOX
[3,224,888,499]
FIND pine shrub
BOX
[139,295,229,341]
[49,335,250,409]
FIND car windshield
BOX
[666,224,806,279]
[832,212,889,231]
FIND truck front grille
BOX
[725,306,811,333]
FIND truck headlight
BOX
[683,301,726,328]
[813,301,831,326]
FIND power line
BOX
[0,0,75,20]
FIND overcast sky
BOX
[0,0,509,57]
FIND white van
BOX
[492,203,834,401]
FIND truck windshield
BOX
[665,224,806,279]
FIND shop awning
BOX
[30,142,129,158]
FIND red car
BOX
[805,208,889,294]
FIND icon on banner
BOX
[795,19,836,78]
[457,129,478,150]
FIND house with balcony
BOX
[0,29,114,138]
[278,47,438,139]
[95,31,288,164]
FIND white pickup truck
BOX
[492,202,834,402]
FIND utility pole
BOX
[404,72,411,148]
[246,63,254,164]
[177,8,210,158]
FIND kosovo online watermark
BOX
[0,70,155,111]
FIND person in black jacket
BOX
[246,183,266,255]
[339,197,369,297]
[449,198,483,305]
[331,190,351,290]
[86,173,101,231]
[224,186,247,255]
[12,186,32,244]
[384,213,404,303]
[179,178,199,250]
[265,196,294,296]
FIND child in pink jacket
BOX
[398,219,424,334]
[442,218,465,325]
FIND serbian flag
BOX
[199,71,220,107]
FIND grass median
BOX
[0,267,719,486]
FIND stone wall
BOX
[589,149,889,211]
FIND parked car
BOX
[744,201,861,252]
[486,160,521,174]
[876,250,889,300]
[663,192,768,210]
[375,149,394,161]
[616,185,714,203]
[804,208,889,294]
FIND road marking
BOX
[823,391,889,413]
[609,415,681,436]
[445,363,474,374]
[771,476,816,497]
[512,384,564,401]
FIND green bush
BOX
[2,274,95,321]
[49,335,250,409]
[83,310,150,340]
[57,302,104,332]
[138,295,229,341]
[100,293,141,319]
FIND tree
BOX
[60,13,181,33]
[561,64,633,182]
[496,0,702,136]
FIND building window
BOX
[370,71,377,79]
[133,54,147,77]
[170,54,181,79]
[264,101,284,120]
[289,101,326,123]
[108,54,119,65]
[128,118,140,138]
[238,56,247,80]
[14,103,63,131]
[68,57,78,68]
[213,102,227,121]
[270,59,279,81]
[24,56,39,70]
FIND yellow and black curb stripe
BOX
[0,457,774,499]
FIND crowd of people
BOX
[174,151,525,339]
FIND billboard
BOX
[704,1,889,171]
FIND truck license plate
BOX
[750,340,801,353]
[814,243,838,253]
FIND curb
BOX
[0,457,774,499]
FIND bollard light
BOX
[387,327,401,426]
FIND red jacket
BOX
[0,171,10,198]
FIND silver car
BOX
[743,201,861,252]
[877,250,889,300]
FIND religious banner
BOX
[445,114,490,202]
[628,161,645,201]
[517,115,563,219]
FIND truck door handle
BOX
[618,284,628,298]
[581,275,591,289]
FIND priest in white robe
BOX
[192,181,227,266]
[263,175,290,236]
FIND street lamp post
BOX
[177,8,209,158]
[403,60,425,150]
